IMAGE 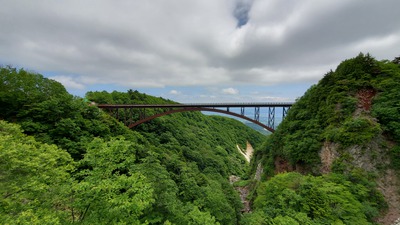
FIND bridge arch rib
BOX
[97,103,293,133]
[129,107,276,133]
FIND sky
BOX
[1,0,399,103]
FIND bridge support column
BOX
[268,107,275,129]
[283,106,290,120]
[139,108,146,120]
[254,107,260,121]
[115,108,119,122]
[123,108,127,125]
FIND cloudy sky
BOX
[1,0,399,103]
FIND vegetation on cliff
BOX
[247,53,400,224]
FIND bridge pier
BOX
[254,107,260,121]
[268,107,275,129]
[240,107,245,116]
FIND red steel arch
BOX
[128,107,275,133]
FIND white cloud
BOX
[222,87,239,95]
[50,75,85,90]
[0,0,399,93]
[169,90,181,95]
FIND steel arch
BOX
[128,107,276,132]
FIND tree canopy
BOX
[1,54,399,224]
[0,65,265,224]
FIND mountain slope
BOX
[0,66,267,224]
[249,53,400,224]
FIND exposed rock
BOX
[376,169,400,225]
[320,141,339,174]
[236,186,251,213]
[237,141,254,163]
[356,89,376,112]
[319,137,400,224]
[254,162,263,181]
[229,175,251,213]
[392,217,400,225]
[229,175,240,184]
[274,156,293,174]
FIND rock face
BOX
[237,142,254,163]
[319,141,339,174]
[254,162,263,181]
[356,89,376,111]
[319,137,400,225]
[229,175,240,184]
[376,169,400,225]
[236,186,251,213]
[320,138,389,174]
[392,217,400,225]
[274,156,293,174]
[229,175,251,213]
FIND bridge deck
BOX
[97,102,294,108]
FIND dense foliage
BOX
[255,53,400,174]
[0,66,67,119]
[248,53,399,224]
[243,171,386,224]
[0,66,265,224]
[2,53,399,224]
[0,121,72,224]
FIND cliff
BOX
[248,53,400,224]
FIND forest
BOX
[0,65,265,224]
[1,53,400,224]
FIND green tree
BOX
[0,66,67,119]
[253,172,375,224]
[1,66,267,224]
[187,205,220,225]
[71,137,155,224]
[0,120,73,224]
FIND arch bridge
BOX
[97,102,293,133]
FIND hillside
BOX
[2,54,399,224]
[0,66,266,224]
[247,54,400,224]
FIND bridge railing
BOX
[97,102,294,108]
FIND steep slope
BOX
[0,66,267,224]
[248,54,400,224]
